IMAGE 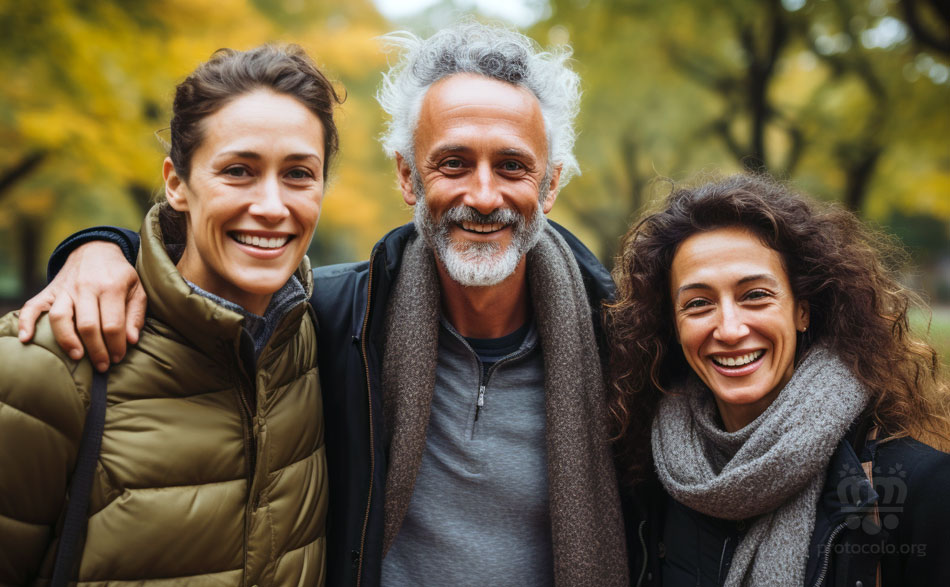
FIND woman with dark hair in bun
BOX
[0,45,341,585]
[608,174,950,586]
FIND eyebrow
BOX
[427,145,536,162]
[217,151,322,164]
[428,144,471,158]
[675,274,780,297]
[284,153,323,164]
[497,147,534,159]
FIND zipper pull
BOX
[475,385,486,421]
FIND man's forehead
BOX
[414,73,547,155]
[423,73,540,111]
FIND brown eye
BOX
[683,299,711,310]
[286,168,314,180]
[744,290,771,301]
[223,166,249,177]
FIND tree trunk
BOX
[0,151,46,204]
[18,217,42,299]
[843,146,882,212]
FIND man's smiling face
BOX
[397,73,560,287]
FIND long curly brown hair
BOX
[606,174,950,486]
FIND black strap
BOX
[51,370,108,587]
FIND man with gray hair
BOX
[22,22,629,586]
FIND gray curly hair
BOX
[377,21,582,188]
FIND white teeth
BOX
[461,221,506,233]
[712,350,763,367]
[233,233,289,249]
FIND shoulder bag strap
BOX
[51,369,108,587]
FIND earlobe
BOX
[797,300,810,331]
[395,153,417,206]
[541,165,562,214]
[162,158,189,212]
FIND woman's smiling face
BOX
[164,89,326,315]
[670,226,809,432]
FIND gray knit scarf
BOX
[380,224,628,586]
[652,345,869,586]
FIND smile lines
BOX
[711,350,764,367]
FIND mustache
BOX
[440,206,523,225]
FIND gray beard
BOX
[412,171,548,287]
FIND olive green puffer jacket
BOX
[0,206,327,586]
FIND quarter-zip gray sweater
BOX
[381,318,553,586]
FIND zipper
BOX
[355,247,379,587]
[236,385,257,489]
[812,521,847,587]
[469,343,533,427]
[228,346,258,587]
[475,384,486,420]
[636,520,648,587]
[717,536,731,586]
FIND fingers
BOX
[75,289,111,372]
[126,283,147,345]
[18,288,55,342]
[99,287,128,363]
[17,241,144,371]
[48,292,85,361]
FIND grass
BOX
[909,305,950,368]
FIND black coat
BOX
[50,221,617,587]
[310,222,616,586]
[623,421,950,586]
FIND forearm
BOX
[48,226,140,281]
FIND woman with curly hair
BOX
[607,174,950,586]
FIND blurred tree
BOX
[535,0,950,263]
[2,0,946,303]
[0,0,397,300]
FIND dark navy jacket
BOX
[623,421,950,586]
[49,221,616,587]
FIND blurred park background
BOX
[0,0,947,358]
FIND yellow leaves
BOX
[771,49,832,112]
[865,142,950,222]
[297,24,388,78]
[1,0,409,281]
[17,105,77,148]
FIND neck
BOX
[436,258,530,338]
[714,388,781,432]
[177,245,272,316]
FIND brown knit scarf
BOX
[380,225,628,586]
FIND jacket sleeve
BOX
[47,226,140,282]
[0,313,88,584]
[893,441,950,585]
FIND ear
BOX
[541,164,562,214]
[796,299,810,331]
[163,158,190,212]
[395,153,417,206]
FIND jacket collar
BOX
[136,205,313,363]
[820,430,880,527]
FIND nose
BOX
[248,174,289,223]
[462,162,504,214]
[714,301,750,344]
